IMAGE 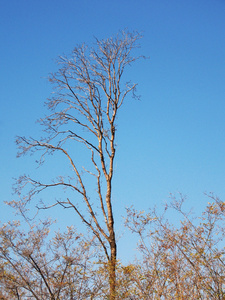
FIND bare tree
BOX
[15,30,144,299]
[124,194,225,299]
[0,218,105,299]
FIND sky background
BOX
[0,0,225,262]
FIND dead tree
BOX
[15,30,144,299]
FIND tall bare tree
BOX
[15,30,143,299]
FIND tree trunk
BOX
[109,238,117,300]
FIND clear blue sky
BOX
[1,0,225,262]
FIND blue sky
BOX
[1,0,225,262]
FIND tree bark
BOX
[109,238,117,300]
